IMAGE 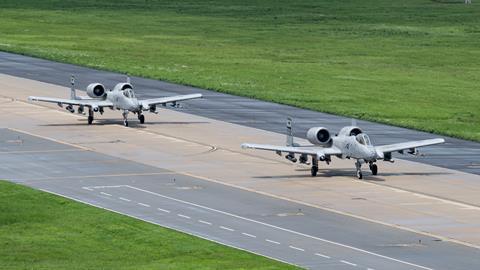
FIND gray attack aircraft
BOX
[241,118,445,179]
[28,76,202,127]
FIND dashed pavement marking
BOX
[242,232,257,238]
[138,202,150,207]
[220,226,235,232]
[315,253,331,259]
[266,239,281,245]
[199,220,212,225]
[340,260,357,267]
[289,245,305,252]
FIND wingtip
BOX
[241,143,249,149]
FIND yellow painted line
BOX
[179,171,480,250]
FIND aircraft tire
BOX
[356,170,363,179]
[311,166,318,177]
[87,116,93,125]
[124,120,129,127]
[139,114,145,124]
[371,164,378,175]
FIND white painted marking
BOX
[266,239,280,245]
[220,226,234,232]
[289,245,305,252]
[198,220,212,225]
[367,268,376,270]
[157,208,170,213]
[84,185,126,189]
[119,197,131,202]
[242,232,256,238]
[138,203,150,207]
[100,192,112,197]
[340,260,357,267]
[35,189,295,267]
[123,185,434,270]
[82,187,93,191]
[178,214,191,219]
[315,253,331,259]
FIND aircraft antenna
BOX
[126,74,131,84]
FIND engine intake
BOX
[113,83,133,92]
[338,126,363,137]
[86,83,106,98]
[307,127,332,146]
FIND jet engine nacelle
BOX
[86,83,106,98]
[338,126,363,137]
[307,127,332,146]
[113,83,133,91]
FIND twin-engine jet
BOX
[241,118,445,179]
[28,76,202,126]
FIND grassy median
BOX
[0,0,479,141]
[0,181,299,269]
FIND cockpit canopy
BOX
[122,88,135,98]
[356,133,371,146]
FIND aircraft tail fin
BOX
[70,75,77,100]
[351,118,357,127]
[286,117,294,146]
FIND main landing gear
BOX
[138,113,145,124]
[311,158,319,177]
[87,109,94,125]
[369,162,378,175]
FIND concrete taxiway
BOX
[0,66,479,268]
[0,51,479,175]
[2,128,479,270]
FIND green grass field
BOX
[0,180,299,269]
[0,0,479,141]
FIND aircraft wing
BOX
[28,96,113,107]
[241,143,342,157]
[375,138,445,155]
[140,93,202,108]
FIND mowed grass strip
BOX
[0,0,479,140]
[0,181,300,269]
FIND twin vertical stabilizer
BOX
[70,75,78,100]
[286,117,294,146]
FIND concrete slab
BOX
[2,128,479,270]
[0,51,478,175]
[0,74,480,251]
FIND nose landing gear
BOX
[122,110,129,127]
[355,160,363,179]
